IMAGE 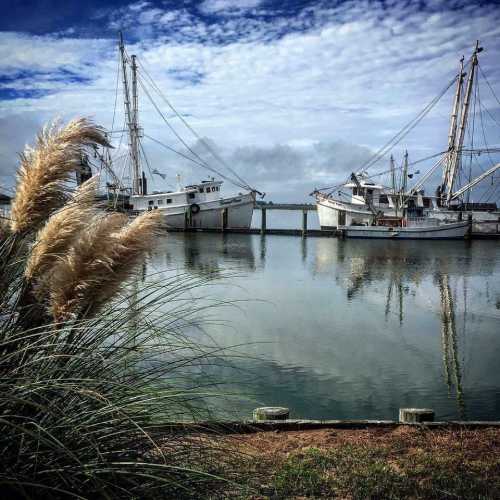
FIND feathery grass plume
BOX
[89,210,164,313]
[10,118,109,234]
[25,175,100,284]
[48,211,128,322]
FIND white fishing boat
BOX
[96,33,258,230]
[313,41,500,239]
[340,220,470,239]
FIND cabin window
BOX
[148,200,154,206]
[379,195,389,204]
[188,193,195,199]
[199,188,204,193]
[353,187,359,195]
[216,186,220,191]
[423,197,431,208]
[166,198,172,204]
[366,189,373,195]
[157,199,163,205]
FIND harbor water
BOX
[147,221,500,421]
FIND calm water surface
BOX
[148,231,500,421]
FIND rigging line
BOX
[110,48,121,135]
[143,133,248,188]
[479,95,500,129]
[359,74,458,172]
[477,81,497,170]
[466,71,479,204]
[318,150,447,193]
[137,77,250,190]
[478,63,500,108]
[137,138,156,192]
[136,60,253,190]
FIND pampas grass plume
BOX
[25,175,100,284]
[10,118,109,234]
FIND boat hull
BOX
[138,192,255,230]
[340,221,470,239]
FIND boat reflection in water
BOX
[144,233,499,421]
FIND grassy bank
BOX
[220,426,500,498]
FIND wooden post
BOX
[221,208,228,232]
[184,209,188,231]
[466,213,473,239]
[253,407,289,421]
[302,209,308,238]
[261,208,267,235]
[399,408,435,423]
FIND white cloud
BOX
[1,1,500,201]
[199,0,263,15]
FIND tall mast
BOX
[441,56,465,195]
[400,150,408,213]
[390,155,396,194]
[390,155,398,216]
[445,41,482,205]
[119,32,142,195]
[130,54,142,195]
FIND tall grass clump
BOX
[0,119,241,499]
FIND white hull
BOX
[340,221,470,239]
[136,192,255,229]
[316,194,498,236]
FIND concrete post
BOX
[261,208,267,235]
[253,407,289,421]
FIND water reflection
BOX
[150,232,257,277]
[313,239,499,418]
[146,233,500,420]
[437,274,465,417]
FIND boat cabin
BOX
[344,177,386,206]
[130,180,223,211]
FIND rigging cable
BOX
[136,59,254,191]
[357,74,458,172]
[137,75,251,191]
[143,133,252,189]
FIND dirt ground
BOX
[222,426,500,499]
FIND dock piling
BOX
[261,208,267,235]
[253,407,290,421]
[399,408,435,423]
[302,209,308,238]
[221,208,228,232]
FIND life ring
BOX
[189,203,200,215]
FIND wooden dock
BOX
[166,227,337,237]
[255,202,317,211]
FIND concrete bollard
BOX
[399,408,435,423]
[253,407,289,421]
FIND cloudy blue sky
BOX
[1,0,500,201]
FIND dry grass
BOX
[10,118,108,234]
